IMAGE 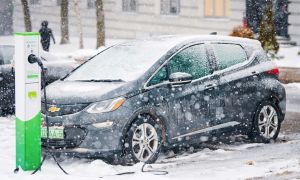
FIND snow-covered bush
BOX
[229,25,254,39]
[257,1,279,55]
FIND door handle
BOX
[204,83,217,90]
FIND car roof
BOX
[134,35,261,46]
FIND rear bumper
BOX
[278,84,286,121]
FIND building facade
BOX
[0,0,13,35]
[10,0,300,44]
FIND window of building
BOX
[122,0,137,12]
[161,0,180,15]
[29,0,41,5]
[212,44,247,70]
[87,0,96,9]
[204,0,230,17]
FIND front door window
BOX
[167,44,210,80]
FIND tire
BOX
[121,115,163,165]
[249,101,282,143]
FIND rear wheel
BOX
[250,101,281,143]
[122,115,163,164]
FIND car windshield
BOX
[65,39,175,82]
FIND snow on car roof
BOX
[132,34,261,46]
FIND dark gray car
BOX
[42,35,286,164]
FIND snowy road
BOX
[0,116,300,180]
[0,85,299,180]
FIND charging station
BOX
[15,32,41,171]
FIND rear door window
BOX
[167,44,210,80]
[212,44,247,71]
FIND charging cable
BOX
[27,54,69,175]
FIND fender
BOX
[119,105,171,149]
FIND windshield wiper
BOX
[75,79,125,82]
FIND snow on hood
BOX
[44,81,128,105]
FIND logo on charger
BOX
[28,91,37,99]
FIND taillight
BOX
[266,67,279,75]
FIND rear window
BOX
[212,44,247,71]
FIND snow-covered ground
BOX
[0,35,124,62]
[1,115,300,180]
[286,83,300,90]
[275,46,300,68]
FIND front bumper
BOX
[44,147,121,159]
[41,106,133,156]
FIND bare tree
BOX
[73,0,83,49]
[20,0,32,32]
[95,0,105,48]
[60,0,69,44]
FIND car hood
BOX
[44,80,134,105]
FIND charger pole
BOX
[15,32,41,171]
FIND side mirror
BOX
[169,72,192,85]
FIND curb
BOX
[279,67,300,83]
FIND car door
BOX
[209,43,253,133]
[163,44,220,140]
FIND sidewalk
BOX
[0,35,125,62]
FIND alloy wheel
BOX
[258,105,279,139]
[131,123,159,162]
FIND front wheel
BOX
[122,115,163,164]
[249,101,281,143]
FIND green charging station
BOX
[15,32,41,171]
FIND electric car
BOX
[0,44,79,115]
[42,35,286,164]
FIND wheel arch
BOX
[120,106,169,150]
[249,94,283,134]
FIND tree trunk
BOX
[95,0,105,48]
[60,0,69,44]
[20,0,32,32]
[73,0,83,49]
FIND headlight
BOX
[86,97,125,114]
